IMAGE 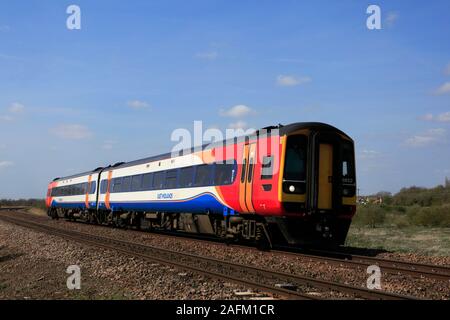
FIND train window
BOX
[241,159,247,183]
[90,181,96,194]
[164,169,178,189]
[214,162,235,185]
[179,167,194,188]
[194,164,213,187]
[131,175,143,191]
[342,143,355,185]
[247,157,254,183]
[261,156,274,180]
[153,171,165,190]
[81,183,87,195]
[112,178,122,193]
[284,135,307,181]
[283,135,307,194]
[122,176,132,192]
[142,173,153,190]
[100,180,107,194]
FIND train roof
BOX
[51,122,352,181]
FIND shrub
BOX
[353,205,386,228]
[407,205,450,227]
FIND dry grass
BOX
[346,225,450,256]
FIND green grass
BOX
[346,225,450,256]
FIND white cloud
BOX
[228,121,248,130]
[419,112,450,123]
[195,51,218,60]
[50,124,93,140]
[434,82,450,95]
[0,115,13,121]
[405,128,446,147]
[0,161,14,169]
[219,105,255,118]
[127,100,150,110]
[358,149,380,160]
[385,12,398,27]
[276,75,311,87]
[8,102,25,114]
[102,140,117,150]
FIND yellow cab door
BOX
[317,143,333,210]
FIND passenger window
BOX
[142,173,153,190]
[179,167,194,188]
[90,181,96,194]
[214,162,235,185]
[131,175,143,191]
[153,171,165,190]
[122,176,132,192]
[261,156,274,180]
[164,169,178,189]
[81,183,87,195]
[100,180,107,194]
[194,164,212,187]
[112,177,122,193]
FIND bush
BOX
[407,205,450,227]
[353,205,386,228]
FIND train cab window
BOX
[283,135,307,194]
[179,167,194,188]
[342,142,356,197]
[131,175,143,192]
[261,156,274,180]
[215,162,235,185]
[164,169,178,189]
[153,171,165,190]
[142,173,153,190]
[122,176,132,192]
[112,178,122,193]
[194,164,213,187]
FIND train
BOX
[46,122,356,248]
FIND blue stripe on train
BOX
[53,194,229,215]
[102,194,225,214]
[51,201,87,209]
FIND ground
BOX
[346,226,450,256]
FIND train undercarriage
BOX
[47,207,351,248]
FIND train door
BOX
[310,132,342,212]
[317,143,333,210]
[239,142,256,213]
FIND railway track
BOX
[0,213,416,300]
[10,210,450,282]
[274,247,450,282]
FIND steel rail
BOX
[0,213,416,300]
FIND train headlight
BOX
[289,185,296,193]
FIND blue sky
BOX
[1,0,450,198]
